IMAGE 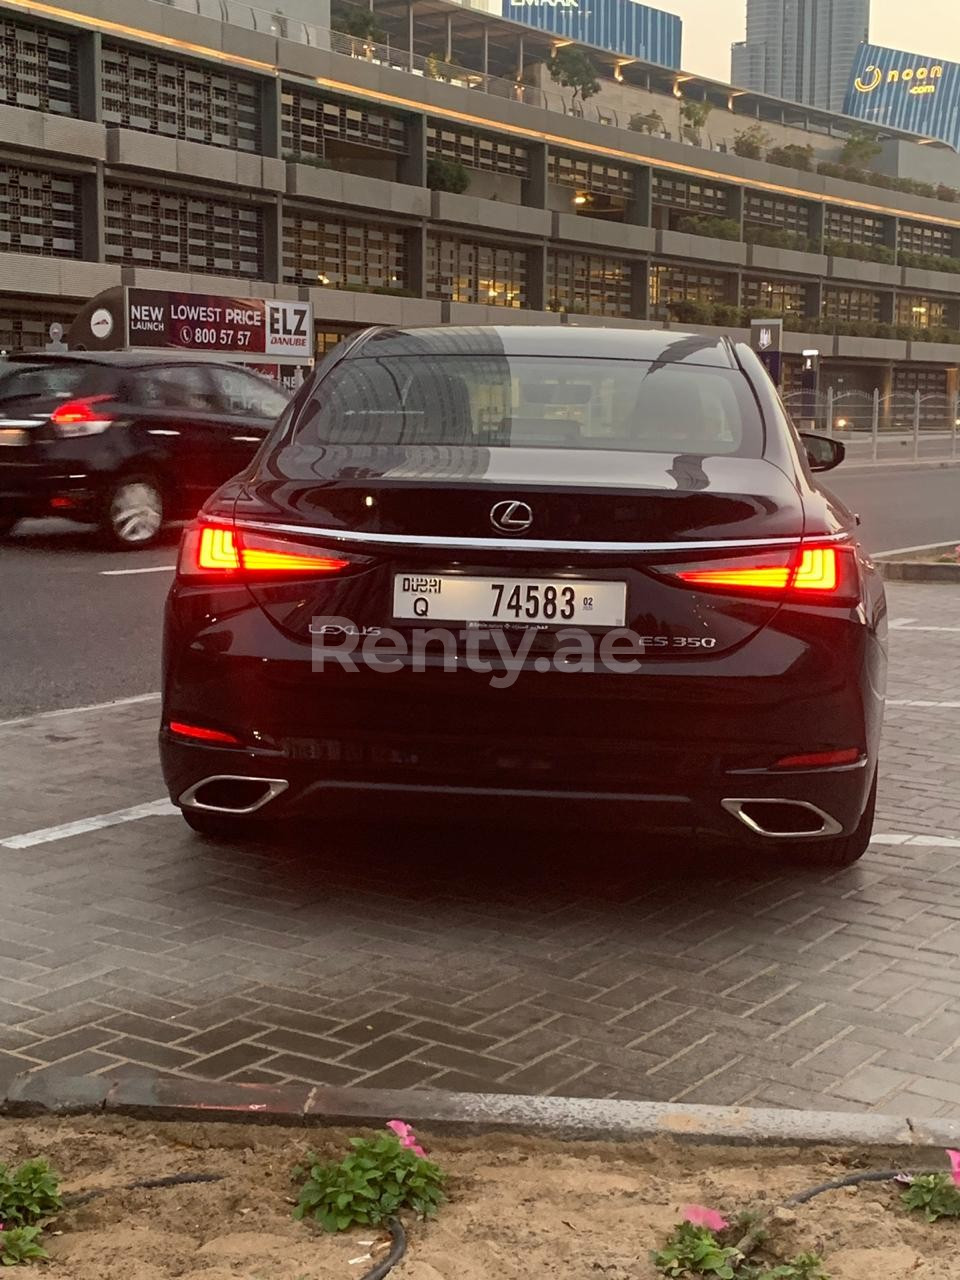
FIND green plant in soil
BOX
[653,1222,741,1277]
[740,1256,829,1280]
[0,1225,49,1267]
[901,1172,960,1222]
[293,1133,445,1232]
[0,1160,61,1230]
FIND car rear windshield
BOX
[0,363,96,404]
[294,355,763,456]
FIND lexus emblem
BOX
[490,499,533,534]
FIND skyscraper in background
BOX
[731,0,870,113]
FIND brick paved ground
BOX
[1,581,959,1114]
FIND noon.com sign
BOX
[502,0,681,68]
[843,42,960,151]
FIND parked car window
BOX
[295,355,762,456]
[206,366,290,420]
[133,365,220,413]
[0,363,94,403]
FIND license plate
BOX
[392,574,627,627]
[0,429,27,447]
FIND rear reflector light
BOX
[50,395,115,437]
[672,545,850,599]
[774,748,862,769]
[182,523,352,578]
[168,721,242,745]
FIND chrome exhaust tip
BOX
[721,798,843,839]
[179,775,289,815]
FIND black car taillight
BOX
[49,395,116,438]
[660,543,860,605]
[177,521,354,580]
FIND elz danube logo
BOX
[855,62,943,95]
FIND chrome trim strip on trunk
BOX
[233,519,850,555]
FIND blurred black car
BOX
[160,325,886,867]
[0,352,290,547]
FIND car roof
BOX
[1,351,239,368]
[351,325,738,368]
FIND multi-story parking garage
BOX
[1,0,959,426]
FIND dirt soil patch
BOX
[2,1115,958,1279]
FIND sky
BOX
[658,0,960,82]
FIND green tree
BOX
[547,46,601,112]
[732,123,771,159]
[629,109,665,135]
[840,130,881,169]
[766,143,815,171]
[679,97,713,145]
[331,2,385,43]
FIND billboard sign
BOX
[127,291,313,360]
[501,0,681,67]
[844,42,960,150]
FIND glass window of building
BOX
[653,174,731,215]
[744,193,810,236]
[895,295,948,328]
[825,207,888,246]
[282,88,407,159]
[547,252,633,317]
[0,17,77,116]
[550,153,634,197]
[427,126,528,177]
[0,165,79,257]
[823,287,883,323]
[282,212,406,290]
[426,236,527,307]
[104,184,263,277]
[898,221,955,260]
[742,278,807,315]
[649,264,730,307]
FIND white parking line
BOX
[0,692,160,730]
[100,565,176,577]
[0,799,177,850]
[888,625,960,634]
[872,834,960,848]
[887,699,960,708]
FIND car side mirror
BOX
[799,431,845,472]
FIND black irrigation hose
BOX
[62,1174,407,1280]
[785,1168,912,1206]
[63,1172,225,1208]
[361,1217,407,1280]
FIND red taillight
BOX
[181,523,352,578]
[168,721,242,745]
[672,545,850,599]
[774,748,863,769]
[50,395,115,435]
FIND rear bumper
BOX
[160,583,886,841]
[159,731,874,839]
[0,467,98,520]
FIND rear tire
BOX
[101,474,164,549]
[788,769,878,869]
[181,808,262,842]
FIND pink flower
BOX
[947,1149,960,1186]
[387,1119,426,1159]
[683,1205,729,1232]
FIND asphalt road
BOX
[1,461,958,718]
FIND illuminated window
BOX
[547,251,632,317]
[742,278,807,315]
[895,294,947,328]
[426,236,527,307]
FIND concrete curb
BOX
[874,542,960,582]
[2,1071,959,1150]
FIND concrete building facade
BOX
[0,0,958,419]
